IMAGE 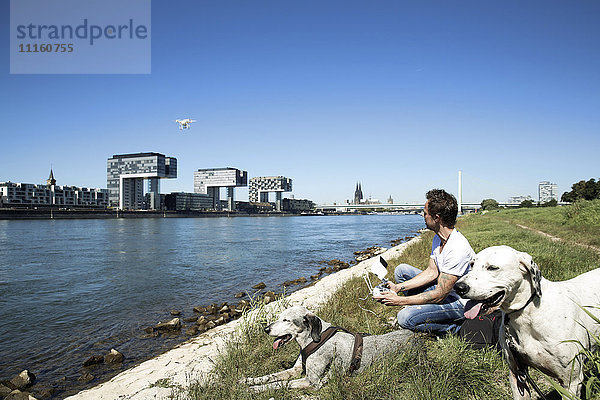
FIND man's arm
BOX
[375,272,459,306]
[388,257,439,293]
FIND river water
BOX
[0,214,424,398]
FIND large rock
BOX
[0,383,13,397]
[9,370,36,390]
[252,282,266,290]
[4,390,38,400]
[83,355,104,367]
[154,318,181,332]
[104,349,124,364]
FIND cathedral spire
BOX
[47,168,56,186]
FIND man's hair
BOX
[426,189,458,227]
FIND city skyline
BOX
[2,1,599,205]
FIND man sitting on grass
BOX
[374,189,474,335]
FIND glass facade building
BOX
[107,152,177,210]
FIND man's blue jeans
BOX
[394,263,465,335]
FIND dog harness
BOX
[300,326,368,375]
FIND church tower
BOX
[353,182,364,204]
[47,168,56,186]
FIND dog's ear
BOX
[518,251,542,297]
[304,313,322,342]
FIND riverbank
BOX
[0,208,311,220]
[63,237,422,400]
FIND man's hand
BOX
[373,291,404,306]
[384,281,401,293]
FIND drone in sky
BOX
[175,118,196,130]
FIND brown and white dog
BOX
[455,245,600,399]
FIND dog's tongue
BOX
[464,300,484,319]
[273,338,284,350]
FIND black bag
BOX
[458,310,503,351]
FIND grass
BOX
[170,201,600,400]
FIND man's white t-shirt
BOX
[430,229,475,304]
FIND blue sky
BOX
[1,1,599,204]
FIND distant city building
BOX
[0,170,108,208]
[387,195,393,204]
[282,198,315,212]
[107,152,177,210]
[538,181,558,203]
[164,192,214,211]
[249,176,292,211]
[353,182,364,204]
[508,195,532,205]
[193,167,248,211]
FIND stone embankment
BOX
[63,236,421,400]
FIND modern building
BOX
[164,192,215,211]
[353,182,364,204]
[508,195,533,205]
[282,198,315,212]
[193,167,248,211]
[107,152,177,210]
[0,170,108,208]
[249,176,292,211]
[538,181,558,203]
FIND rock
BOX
[193,306,206,313]
[185,327,198,336]
[214,317,225,326]
[252,282,266,290]
[104,349,124,364]
[206,304,218,314]
[5,390,37,400]
[354,246,388,262]
[83,355,104,367]
[35,387,56,399]
[170,310,181,316]
[219,305,230,313]
[154,318,182,332]
[237,300,249,310]
[196,316,206,325]
[310,274,319,280]
[0,383,13,397]
[183,316,198,323]
[298,277,307,283]
[234,292,246,298]
[9,371,36,390]
[77,372,94,383]
[196,324,207,333]
[263,291,276,304]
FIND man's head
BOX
[424,189,458,230]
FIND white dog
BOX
[242,306,416,391]
[455,245,600,399]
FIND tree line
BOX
[561,178,600,202]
